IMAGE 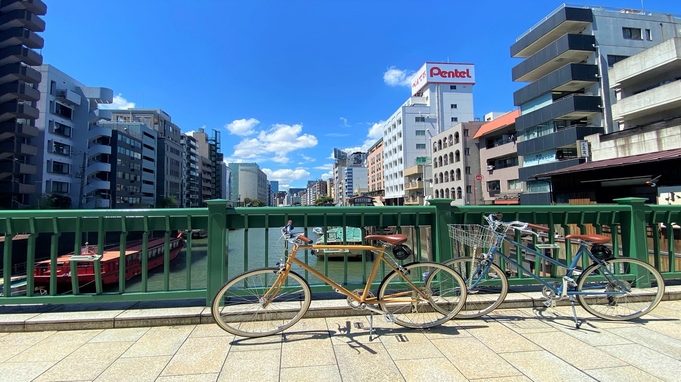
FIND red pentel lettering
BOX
[429,66,471,79]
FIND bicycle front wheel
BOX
[444,256,509,318]
[211,268,312,337]
[377,262,466,329]
[576,258,664,321]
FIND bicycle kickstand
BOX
[569,296,583,329]
[368,311,377,341]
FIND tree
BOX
[314,196,335,206]
[35,193,72,209]
[156,196,178,208]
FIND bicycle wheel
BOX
[576,258,664,321]
[211,268,312,337]
[444,256,509,318]
[377,262,466,329]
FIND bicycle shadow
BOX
[229,330,335,347]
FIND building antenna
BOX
[641,0,645,12]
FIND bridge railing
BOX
[1,197,679,306]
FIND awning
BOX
[535,147,681,177]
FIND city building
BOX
[511,4,681,204]
[538,36,681,204]
[227,162,268,205]
[187,127,223,205]
[431,121,485,205]
[268,180,279,206]
[403,164,427,205]
[473,110,521,205]
[110,108,183,206]
[286,187,305,206]
[180,134,200,207]
[382,62,475,205]
[0,0,47,208]
[332,149,367,206]
[366,138,384,200]
[34,65,114,208]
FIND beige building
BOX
[366,138,383,199]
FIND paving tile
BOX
[0,331,56,362]
[488,309,560,333]
[228,334,283,352]
[121,325,193,357]
[394,358,468,381]
[156,374,219,382]
[89,327,150,343]
[432,337,522,379]
[523,331,627,370]
[161,336,231,375]
[333,341,404,382]
[607,326,681,359]
[190,323,234,339]
[326,316,384,345]
[500,350,596,381]
[33,341,133,382]
[466,319,541,353]
[584,366,663,382]
[0,361,56,382]
[599,343,681,380]
[379,330,444,360]
[8,330,101,362]
[218,348,280,382]
[421,319,473,339]
[94,355,172,382]
[280,365,342,382]
[469,376,533,382]
[280,319,336,368]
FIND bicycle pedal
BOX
[543,300,556,308]
[384,313,394,324]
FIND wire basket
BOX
[448,224,499,249]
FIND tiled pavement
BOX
[2,287,681,381]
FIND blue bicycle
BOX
[445,214,664,328]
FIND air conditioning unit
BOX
[487,165,495,171]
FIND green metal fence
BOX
[1,197,679,307]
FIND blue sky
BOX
[41,0,681,190]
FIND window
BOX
[450,104,458,109]
[464,129,469,137]
[54,102,73,119]
[415,130,425,136]
[52,141,71,156]
[508,179,522,190]
[607,54,629,67]
[487,180,501,192]
[645,28,652,40]
[415,116,425,122]
[451,117,458,122]
[52,121,72,137]
[622,27,642,40]
[416,143,426,149]
[465,166,471,174]
[50,161,70,174]
[450,85,457,90]
[51,181,69,193]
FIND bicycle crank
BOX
[347,289,375,310]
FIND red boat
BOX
[33,236,185,286]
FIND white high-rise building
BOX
[382,62,475,205]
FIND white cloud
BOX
[99,93,135,109]
[320,171,333,180]
[383,66,414,87]
[225,118,260,136]
[261,168,311,190]
[339,117,350,127]
[314,164,333,171]
[231,123,318,163]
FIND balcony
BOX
[0,27,44,49]
[405,180,424,191]
[610,37,681,89]
[515,94,602,132]
[88,143,112,156]
[519,158,583,181]
[56,89,82,105]
[89,108,113,123]
[88,125,113,139]
[86,161,111,177]
[512,34,596,82]
[85,179,110,194]
[612,80,681,122]
[0,45,42,67]
[0,81,40,103]
[513,63,599,106]
[512,6,593,58]
[404,195,425,205]
[0,101,39,122]
[0,120,38,141]
[0,62,40,85]
[0,9,46,32]
[517,124,602,157]
[82,87,114,104]
[0,0,48,15]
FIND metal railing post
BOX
[614,197,649,262]
[427,198,455,262]
[206,200,228,306]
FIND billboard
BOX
[411,62,476,95]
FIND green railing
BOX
[1,197,679,307]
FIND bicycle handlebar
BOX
[485,214,539,237]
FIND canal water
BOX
[123,228,429,292]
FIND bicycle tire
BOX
[211,267,312,337]
[576,258,664,321]
[443,256,509,318]
[377,261,466,329]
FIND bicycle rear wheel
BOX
[377,262,466,329]
[211,268,311,337]
[444,256,509,318]
[576,258,664,321]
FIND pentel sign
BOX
[411,62,475,95]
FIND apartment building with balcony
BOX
[0,0,46,208]
[511,4,681,204]
[430,121,484,205]
[33,65,114,208]
[537,36,681,204]
[110,108,183,206]
[332,149,367,206]
[403,164,427,205]
[474,110,522,205]
[366,138,384,200]
[181,134,200,207]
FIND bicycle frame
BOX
[266,237,430,306]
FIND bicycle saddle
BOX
[364,234,408,245]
